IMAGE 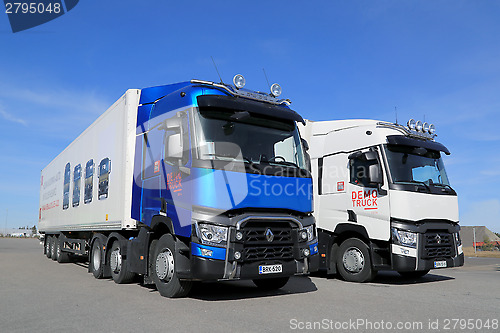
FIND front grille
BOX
[423,232,454,259]
[244,246,294,261]
[245,226,292,245]
[240,221,295,262]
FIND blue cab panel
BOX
[132,81,312,239]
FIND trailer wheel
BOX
[253,277,290,290]
[45,236,52,258]
[56,237,70,263]
[50,236,58,261]
[90,238,106,279]
[152,234,192,298]
[398,270,430,279]
[336,238,376,282]
[109,240,136,284]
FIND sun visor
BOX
[197,95,305,125]
[386,135,451,155]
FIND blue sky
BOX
[0,1,499,232]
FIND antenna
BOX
[395,106,398,125]
[211,56,224,84]
[262,68,271,90]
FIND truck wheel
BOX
[337,238,376,283]
[51,236,58,261]
[109,240,136,284]
[152,234,192,298]
[56,237,70,263]
[90,238,106,279]
[398,270,430,278]
[45,236,52,258]
[253,277,290,290]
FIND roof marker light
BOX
[423,122,430,133]
[270,83,282,97]
[415,120,423,132]
[233,74,246,89]
[428,124,436,135]
[407,119,416,130]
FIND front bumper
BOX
[391,220,464,272]
[190,241,319,281]
[392,248,464,272]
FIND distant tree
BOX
[31,225,37,234]
[482,235,494,251]
[495,232,500,238]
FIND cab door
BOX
[347,147,390,241]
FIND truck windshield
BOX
[193,108,306,170]
[384,144,451,187]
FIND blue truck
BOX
[39,75,319,297]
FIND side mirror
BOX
[166,133,183,159]
[301,138,309,151]
[364,151,378,161]
[369,164,382,184]
[348,151,362,160]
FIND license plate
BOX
[259,264,282,274]
[434,261,447,268]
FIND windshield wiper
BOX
[263,160,301,169]
[431,183,455,192]
[396,180,431,192]
[242,156,261,171]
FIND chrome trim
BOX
[40,222,123,232]
[223,227,232,279]
[235,216,304,230]
[191,79,291,106]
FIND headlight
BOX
[305,225,316,242]
[392,228,417,248]
[454,232,461,245]
[198,223,228,245]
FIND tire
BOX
[336,238,376,283]
[90,238,106,279]
[398,270,430,278]
[51,236,58,261]
[253,277,290,290]
[151,234,192,298]
[45,236,52,258]
[109,240,136,284]
[56,237,70,263]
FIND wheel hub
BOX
[110,249,121,272]
[155,249,174,282]
[92,246,101,271]
[342,247,365,273]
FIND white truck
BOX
[300,119,464,282]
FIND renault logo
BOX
[435,234,441,244]
[265,228,274,242]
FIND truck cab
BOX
[300,119,464,282]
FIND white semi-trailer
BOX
[39,77,319,297]
[300,119,464,282]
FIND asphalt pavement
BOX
[1,238,499,332]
